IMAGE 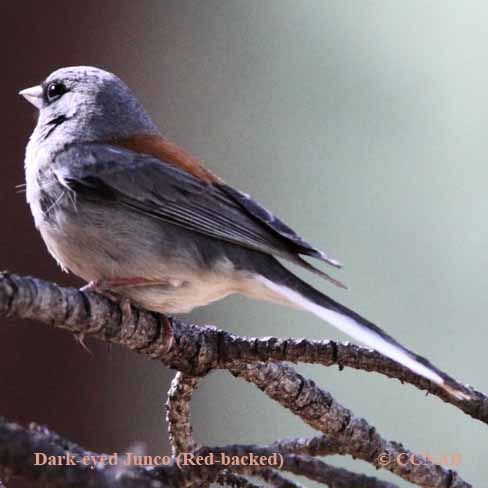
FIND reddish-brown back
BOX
[115,134,219,183]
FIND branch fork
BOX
[0,272,482,487]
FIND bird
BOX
[19,66,468,400]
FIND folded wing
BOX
[54,143,343,286]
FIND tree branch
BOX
[256,468,305,488]
[230,362,470,487]
[0,418,396,488]
[269,434,346,457]
[0,273,484,424]
[0,272,480,487]
[188,445,399,488]
[0,418,173,487]
[216,471,264,488]
[164,374,308,488]
[166,372,199,456]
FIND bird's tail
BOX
[253,260,469,400]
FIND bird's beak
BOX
[19,85,43,109]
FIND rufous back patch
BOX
[114,134,219,183]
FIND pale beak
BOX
[19,85,44,109]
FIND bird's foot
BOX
[79,278,175,353]
[80,280,136,325]
[73,332,93,354]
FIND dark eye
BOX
[46,82,67,102]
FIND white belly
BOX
[39,219,245,314]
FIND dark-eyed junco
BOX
[19,66,468,399]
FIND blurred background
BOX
[1,1,487,486]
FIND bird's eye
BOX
[46,82,67,103]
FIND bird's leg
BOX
[80,279,135,317]
[161,315,175,354]
[80,276,181,317]
[80,277,181,292]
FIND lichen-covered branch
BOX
[0,418,172,488]
[216,471,264,488]
[0,418,260,488]
[0,273,484,424]
[164,374,311,488]
[269,434,346,457]
[0,418,395,488]
[166,372,204,488]
[187,445,399,488]
[256,469,305,488]
[166,372,199,456]
[0,272,480,487]
[229,362,471,488]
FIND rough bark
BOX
[0,273,480,487]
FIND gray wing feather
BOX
[54,144,343,286]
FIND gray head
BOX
[20,66,159,146]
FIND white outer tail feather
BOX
[257,276,444,386]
